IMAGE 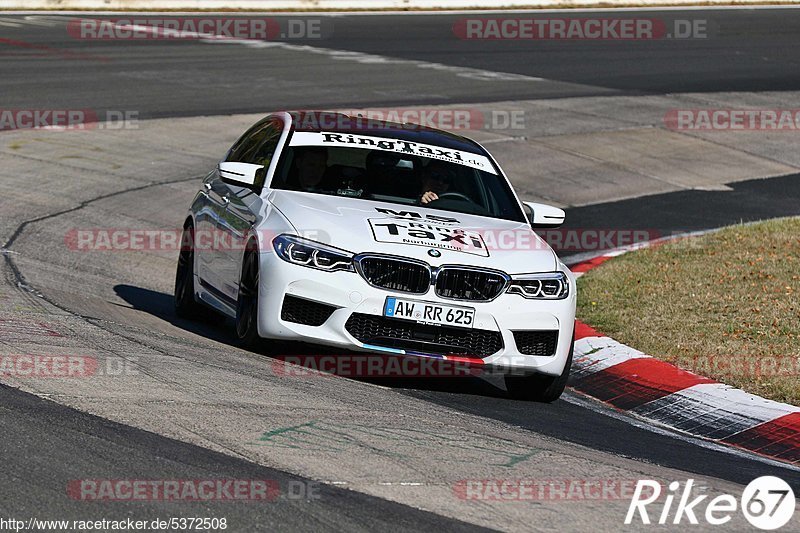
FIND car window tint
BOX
[227,119,281,166]
[274,145,525,223]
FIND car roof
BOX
[285,110,487,155]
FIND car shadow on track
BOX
[113,284,510,399]
[113,284,239,346]
[363,375,508,398]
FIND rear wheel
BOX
[174,223,204,318]
[504,337,574,403]
[236,244,261,348]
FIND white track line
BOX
[21,15,61,26]
[94,21,544,83]
[202,38,543,81]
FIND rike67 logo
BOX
[626,477,796,530]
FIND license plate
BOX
[384,297,475,329]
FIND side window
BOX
[225,118,283,189]
[226,119,282,167]
[251,126,281,170]
[226,121,263,163]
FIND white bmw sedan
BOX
[175,111,576,401]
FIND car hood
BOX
[268,190,558,274]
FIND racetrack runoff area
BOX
[577,217,800,406]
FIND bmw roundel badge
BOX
[428,249,442,258]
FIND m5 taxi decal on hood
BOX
[368,209,489,257]
[368,218,489,257]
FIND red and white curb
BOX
[567,243,800,467]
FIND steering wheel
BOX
[433,192,473,203]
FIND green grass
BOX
[577,217,800,406]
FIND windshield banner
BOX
[289,131,498,174]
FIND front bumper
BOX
[257,252,576,376]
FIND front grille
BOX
[345,313,503,357]
[281,295,337,326]
[513,330,558,356]
[435,267,508,301]
[357,256,430,294]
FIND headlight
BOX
[272,234,354,272]
[506,272,569,299]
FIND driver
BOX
[419,160,457,204]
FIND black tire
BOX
[235,244,261,349]
[504,336,574,403]
[174,223,205,319]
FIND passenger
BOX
[290,147,328,191]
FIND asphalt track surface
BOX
[2,9,800,531]
[563,172,800,236]
[0,384,489,532]
[1,9,800,117]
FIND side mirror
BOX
[522,201,566,228]
[218,162,264,188]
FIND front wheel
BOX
[235,246,262,349]
[504,337,574,403]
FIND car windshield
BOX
[271,132,526,223]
